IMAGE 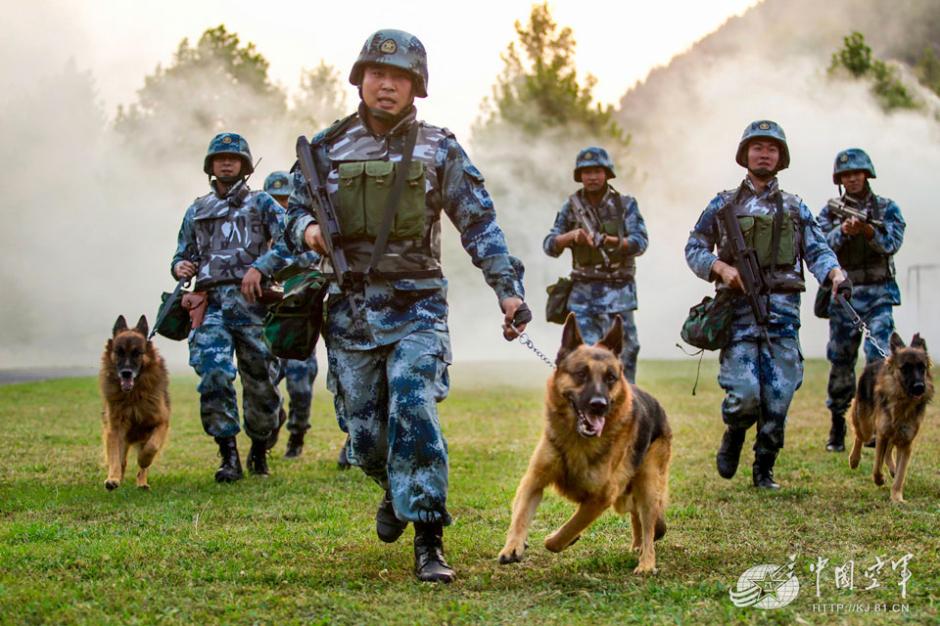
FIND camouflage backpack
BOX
[262,268,327,360]
[680,290,735,351]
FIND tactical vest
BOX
[831,195,894,285]
[570,191,636,281]
[317,114,448,279]
[192,187,268,289]
[718,190,805,292]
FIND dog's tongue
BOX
[581,414,606,437]
[120,378,135,392]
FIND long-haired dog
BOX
[849,332,933,502]
[498,314,672,574]
[99,315,170,491]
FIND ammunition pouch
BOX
[336,160,426,241]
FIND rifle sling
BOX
[769,192,785,280]
[367,123,420,275]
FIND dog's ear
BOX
[556,313,584,365]
[911,333,927,353]
[598,315,623,357]
[135,315,149,338]
[113,315,128,337]
[890,332,905,354]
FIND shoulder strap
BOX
[367,123,420,274]
[611,191,626,239]
[769,192,785,276]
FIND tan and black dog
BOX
[849,332,933,502]
[498,314,672,574]
[99,315,170,491]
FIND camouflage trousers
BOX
[276,353,319,435]
[574,310,640,383]
[327,328,452,525]
[188,287,281,441]
[826,302,894,416]
[718,336,803,456]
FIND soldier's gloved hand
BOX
[501,297,528,341]
[303,224,328,256]
[241,268,264,304]
[830,269,852,301]
[174,260,196,280]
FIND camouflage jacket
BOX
[686,176,840,340]
[284,104,525,349]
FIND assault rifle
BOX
[718,198,771,332]
[826,197,883,228]
[295,136,354,290]
[568,193,610,265]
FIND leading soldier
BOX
[816,149,905,452]
[172,134,287,482]
[544,147,648,382]
[685,120,846,489]
[284,29,527,582]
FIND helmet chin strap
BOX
[748,167,776,180]
[363,102,416,127]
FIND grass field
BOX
[0,359,937,625]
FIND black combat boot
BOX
[246,438,270,476]
[337,436,351,470]
[284,432,305,459]
[716,427,747,479]
[214,436,243,483]
[376,490,408,543]
[752,453,780,490]
[414,522,456,583]
[826,412,846,452]
[266,408,287,451]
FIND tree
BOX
[915,46,940,97]
[829,31,919,112]
[291,61,349,130]
[484,2,625,143]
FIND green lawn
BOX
[0,360,937,624]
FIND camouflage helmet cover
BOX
[573,146,616,182]
[349,29,429,98]
[832,148,876,184]
[263,170,293,197]
[203,132,253,175]
[735,120,790,171]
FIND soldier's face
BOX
[746,140,780,177]
[212,155,243,179]
[840,170,867,195]
[361,65,415,116]
[273,195,289,209]
[580,166,608,193]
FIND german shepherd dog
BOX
[498,314,672,574]
[849,333,933,502]
[99,315,170,491]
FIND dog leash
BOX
[507,303,556,369]
[836,294,889,360]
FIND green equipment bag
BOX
[262,269,328,360]
[680,290,735,351]
[545,276,574,324]
[154,290,192,341]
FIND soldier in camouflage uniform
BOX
[544,147,648,382]
[284,29,527,583]
[685,120,846,489]
[172,134,287,482]
[816,149,905,452]
[263,171,321,459]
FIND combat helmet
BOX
[263,171,293,197]
[735,120,790,171]
[203,132,253,176]
[349,29,429,98]
[832,148,876,184]
[574,146,616,182]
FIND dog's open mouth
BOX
[119,372,135,392]
[568,395,606,437]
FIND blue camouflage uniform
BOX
[817,189,905,416]
[543,186,648,382]
[685,176,840,456]
[285,104,525,525]
[172,185,288,441]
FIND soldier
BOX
[263,171,320,459]
[284,29,527,583]
[543,147,648,382]
[172,133,287,482]
[685,120,846,489]
[817,149,905,452]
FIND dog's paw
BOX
[498,540,527,564]
[105,480,120,491]
[890,493,906,504]
[544,533,579,553]
[873,472,885,486]
[137,484,151,491]
[633,562,658,575]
